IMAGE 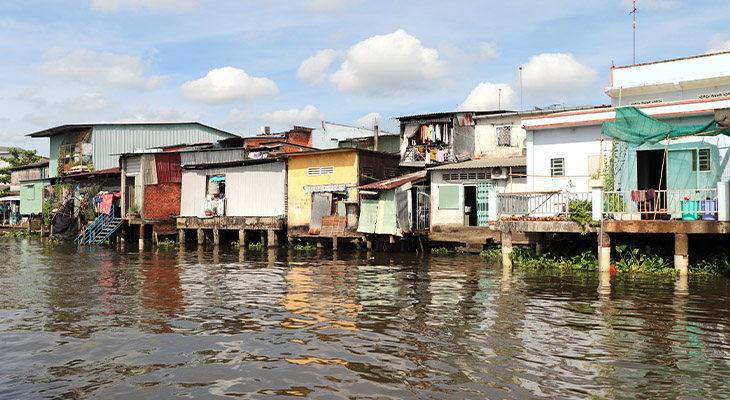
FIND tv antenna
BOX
[630,0,637,64]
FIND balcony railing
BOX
[603,189,718,220]
[498,191,592,217]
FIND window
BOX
[496,126,511,147]
[384,167,399,178]
[207,175,226,196]
[551,158,565,177]
[362,166,374,177]
[692,149,711,172]
[438,185,459,209]
[308,166,334,176]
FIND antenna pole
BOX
[630,0,637,64]
[519,67,523,111]
[498,88,501,109]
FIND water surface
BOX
[1,239,729,399]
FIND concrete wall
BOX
[311,122,395,150]
[527,124,607,193]
[612,52,730,88]
[474,114,526,157]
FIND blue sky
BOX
[3,0,730,156]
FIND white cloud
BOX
[707,35,730,54]
[458,83,516,111]
[354,112,384,128]
[180,67,278,104]
[306,0,361,11]
[621,0,678,10]
[297,49,341,85]
[15,88,47,107]
[121,105,181,122]
[260,105,324,125]
[35,48,168,90]
[68,93,113,113]
[91,0,200,13]
[330,29,446,94]
[479,41,500,61]
[520,53,597,100]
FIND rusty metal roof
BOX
[428,156,526,171]
[358,170,428,190]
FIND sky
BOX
[3,0,730,156]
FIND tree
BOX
[0,147,43,184]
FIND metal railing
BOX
[201,197,226,216]
[498,191,592,217]
[603,189,718,220]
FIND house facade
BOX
[524,52,730,198]
[11,161,50,215]
[286,148,401,234]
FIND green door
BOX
[476,182,495,227]
[667,150,696,217]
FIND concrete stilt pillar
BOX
[197,228,204,245]
[501,231,513,269]
[674,233,689,276]
[260,230,267,247]
[139,224,145,248]
[267,230,277,248]
[179,229,185,244]
[598,230,611,273]
[598,271,611,297]
[535,233,546,256]
[366,239,373,250]
[213,228,220,245]
[332,236,338,251]
[317,241,324,249]
[239,229,246,246]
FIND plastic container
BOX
[681,200,699,220]
[702,199,718,220]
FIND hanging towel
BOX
[435,124,442,141]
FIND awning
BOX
[209,175,226,182]
[0,196,21,202]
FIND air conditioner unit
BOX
[491,166,507,179]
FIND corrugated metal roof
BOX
[358,170,428,190]
[26,122,239,138]
[428,156,526,171]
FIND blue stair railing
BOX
[76,207,124,247]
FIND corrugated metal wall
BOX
[180,170,207,216]
[180,149,244,166]
[92,124,237,171]
[125,156,141,175]
[180,161,286,217]
[226,162,286,217]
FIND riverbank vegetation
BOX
[2,229,39,239]
[480,241,730,276]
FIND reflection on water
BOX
[1,239,729,399]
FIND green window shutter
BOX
[439,185,459,209]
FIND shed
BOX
[357,170,429,236]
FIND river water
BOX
[1,239,729,399]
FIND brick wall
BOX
[144,182,181,219]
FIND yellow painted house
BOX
[286,148,401,233]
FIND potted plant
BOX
[204,208,214,216]
[129,203,140,217]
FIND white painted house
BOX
[524,52,730,202]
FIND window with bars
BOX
[362,166,374,177]
[550,158,565,177]
[692,149,711,172]
[384,167,399,178]
[442,171,490,182]
[308,166,334,176]
[496,126,511,147]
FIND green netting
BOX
[602,106,730,147]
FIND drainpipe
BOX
[374,125,379,152]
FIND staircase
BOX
[76,208,125,246]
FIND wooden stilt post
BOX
[139,224,145,248]
[332,235,338,251]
